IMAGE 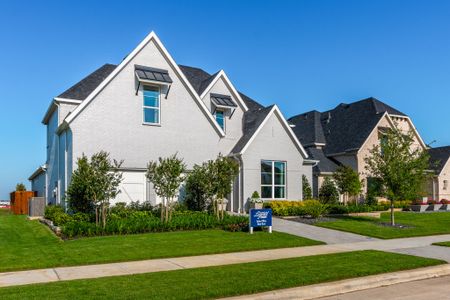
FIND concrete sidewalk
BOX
[1,233,450,288]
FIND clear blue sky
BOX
[1,0,449,199]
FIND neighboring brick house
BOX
[428,146,450,201]
[28,31,314,212]
[288,97,428,198]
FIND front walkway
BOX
[1,233,450,288]
[273,217,376,244]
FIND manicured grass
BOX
[0,250,443,299]
[434,241,450,247]
[0,209,322,272]
[317,212,450,239]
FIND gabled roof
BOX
[58,64,117,100]
[56,64,263,112]
[428,146,450,174]
[231,105,308,158]
[289,97,407,156]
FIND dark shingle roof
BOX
[178,65,212,94]
[306,147,339,173]
[231,106,274,154]
[289,110,326,146]
[289,97,407,156]
[57,63,264,111]
[428,146,450,174]
[178,65,264,110]
[58,64,117,100]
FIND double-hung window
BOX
[261,160,286,199]
[215,110,225,131]
[143,85,160,124]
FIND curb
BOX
[220,264,450,300]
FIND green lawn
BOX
[434,241,450,247]
[0,250,443,300]
[317,212,450,239]
[0,209,321,272]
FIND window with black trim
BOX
[143,85,160,124]
[261,160,286,199]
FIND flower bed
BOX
[43,206,249,238]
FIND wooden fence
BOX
[10,191,36,215]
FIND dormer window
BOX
[215,110,225,130]
[210,93,236,132]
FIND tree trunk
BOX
[390,201,395,226]
[95,206,98,226]
[160,199,164,222]
[102,203,106,228]
[165,198,169,223]
[169,197,173,222]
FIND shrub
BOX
[15,183,26,191]
[302,175,312,200]
[300,200,328,218]
[185,164,212,211]
[251,191,260,199]
[61,211,249,238]
[44,205,65,222]
[319,177,339,204]
[264,200,304,216]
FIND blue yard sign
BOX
[249,208,272,234]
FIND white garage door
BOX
[113,172,147,205]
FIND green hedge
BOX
[264,200,412,217]
[61,212,249,238]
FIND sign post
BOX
[249,208,272,234]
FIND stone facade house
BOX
[288,97,427,198]
[428,146,450,201]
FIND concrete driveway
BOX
[273,217,378,244]
[318,275,450,300]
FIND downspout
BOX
[229,153,244,214]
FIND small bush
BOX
[300,200,328,218]
[44,205,65,222]
[319,177,339,204]
[16,183,26,191]
[264,200,304,216]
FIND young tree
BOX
[89,152,123,228]
[146,154,186,222]
[364,128,430,226]
[333,166,362,204]
[302,175,313,200]
[15,183,26,192]
[185,163,213,211]
[67,155,95,214]
[209,155,239,220]
[319,177,339,204]
[66,151,123,227]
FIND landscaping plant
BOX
[146,154,186,223]
[209,155,239,220]
[318,177,339,204]
[333,165,362,204]
[15,183,26,191]
[302,175,312,200]
[364,127,430,226]
[185,163,213,211]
